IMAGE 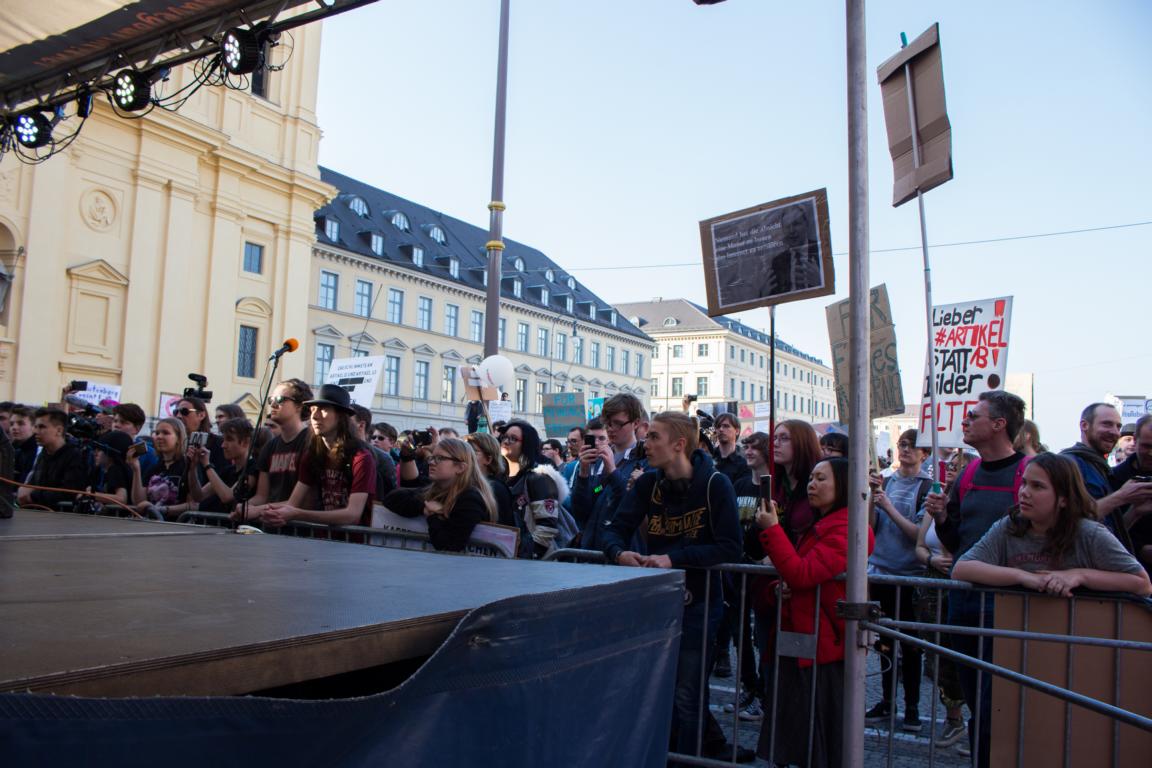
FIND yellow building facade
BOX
[0,21,332,414]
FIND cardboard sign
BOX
[1116,396,1148,422]
[877,23,953,207]
[917,296,1013,448]
[459,365,499,403]
[542,392,587,438]
[72,382,122,408]
[826,284,904,421]
[325,356,385,407]
[487,399,512,426]
[700,188,835,315]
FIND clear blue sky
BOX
[315,0,1151,451]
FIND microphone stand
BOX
[237,350,286,530]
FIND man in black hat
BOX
[263,384,376,528]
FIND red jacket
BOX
[759,507,874,667]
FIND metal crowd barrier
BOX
[659,563,1152,768]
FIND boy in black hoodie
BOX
[602,411,747,761]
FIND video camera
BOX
[183,373,213,403]
[62,394,104,440]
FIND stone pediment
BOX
[441,349,464,360]
[412,343,436,356]
[535,368,551,377]
[466,354,483,365]
[67,259,129,287]
[383,337,409,350]
[347,331,378,346]
[514,364,533,374]
[312,324,344,339]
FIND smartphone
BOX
[584,435,597,450]
[413,429,433,447]
[69,380,88,392]
[1134,475,1152,484]
[188,432,208,448]
[759,474,773,503]
[126,442,147,459]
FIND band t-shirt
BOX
[257,428,311,504]
[297,446,376,525]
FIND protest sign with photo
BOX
[700,188,835,315]
[325,356,385,407]
[917,296,1012,448]
[826,284,904,422]
[542,392,587,438]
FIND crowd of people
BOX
[2,382,1150,767]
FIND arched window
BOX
[391,212,410,231]
[349,197,369,217]
[429,225,447,245]
[513,256,525,272]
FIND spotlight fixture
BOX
[13,111,53,148]
[221,26,262,75]
[112,69,152,111]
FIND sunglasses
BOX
[266,395,299,406]
[174,407,201,417]
[370,434,387,441]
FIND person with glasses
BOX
[864,428,934,733]
[464,432,515,527]
[499,419,568,558]
[384,438,498,552]
[262,384,376,528]
[236,379,313,523]
[923,389,1028,768]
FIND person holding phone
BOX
[127,417,190,520]
[187,418,255,513]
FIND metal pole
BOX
[769,306,777,431]
[483,0,511,359]
[902,44,941,479]
[843,2,870,767]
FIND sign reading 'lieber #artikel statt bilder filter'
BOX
[917,296,1012,449]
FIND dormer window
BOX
[513,256,525,272]
[540,287,549,304]
[609,310,617,326]
[513,278,523,298]
[545,268,555,282]
[565,296,573,313]
[391,212,410,231]
[483,270,488,286]
[349,197,369,217]
[449,257,460,278]
[370,233,384,256]
[324,218,339,241]
[429,225,446,245]
[411,245,424,267]
[588,303,596,318]
[662,317,678,327]
[567,276,576,290]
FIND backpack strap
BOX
[956,458,982,504]
[958,455,1031,505]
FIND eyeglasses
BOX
[500,434,521,444]
[370,434,387,442]
[606,417,633,430]
[428,454,461,465]
[174,407,201,417]
[266,395,298,406]
[897,442,915,450]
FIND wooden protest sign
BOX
[459,365,498,403]
[917,296,1012,448]
[825,284,904,422]
[542,392,587,438]
[700,188,835,315]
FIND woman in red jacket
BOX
[755,457,874,767]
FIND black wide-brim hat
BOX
[303,383,356,414]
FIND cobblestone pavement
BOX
[703,648,972,767]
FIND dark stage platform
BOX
[0,511,676,698]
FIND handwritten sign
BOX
[825,284,904,421]
[325,356,385,407]
[73,383,122,408]
[542,392,587,438]
[487,399,512,426]
[917,296,1013,448]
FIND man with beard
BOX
[1062,403,1152,550]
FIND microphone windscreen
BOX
[285,338,299,352]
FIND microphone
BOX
[269,338,299,361]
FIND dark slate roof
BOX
[315,167,649,341]
[617,298,826,366]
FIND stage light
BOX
[221,27,262,75]
[13,111,52,148]
[112,69,151,111]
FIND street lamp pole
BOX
[483,0,511,358]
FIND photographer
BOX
[174,395,226,471]
[187,418,254,513]
[127,417,190,520]
[110,403,158,477]
[18,408,89,510]
[398,425,438,485]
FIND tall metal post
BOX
[482,0,511,358]
[842,2,871,767]
[769,305,777,432]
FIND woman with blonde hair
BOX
[127,417,190,520]
[385,437,498,551]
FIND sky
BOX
[314,0,1152,451]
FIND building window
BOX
[318,271,338,310]
[370,233,384,256]
[760,385,765,400]
[449,257,460,278]
[513,256,525,272]
[760,354,765,368]
[672,377,683,397]
[696,343,708,357]
[324,218,339,241]
[417,296,432,330]
[445,304,459,337]
[537,327,549,357]
[442,366,457,402]
[729,378,736,398]
[498,318,507,348]
[384,355,400,396]
[414,361,430,400]
[606,345,616,373]
[315,343,334,383]
[392,212,410,231]
[237,325,257,378]
[740,381,747,400]
[555,332,567,362]
[349,197,368,216]
[697,376,709,397]
[353,349,369,358]
[636,353,644,378]
[567,276,576,289]
[588,303,596,318]
[590,341,601,369]
[651,378,659,396]
[653,345,660,359]
[540,287,549,305]
[412,246,424,267]
[387,288,404,324]
[429,225,446,244]
[512,278,523,298]
[730,345,736,360]
[242,242,263,274]
[621,349,630,376]
[573,336,584,365]
[565,296,573,313]
[515,378,527,412]
[609,310,617,326]
[470,310,484,343]
[545,268,555,282]
[354,280,372,318]
[672,344,684,359]
[535,381,548,413]
[511,322,526,353]
[740,348,746,363]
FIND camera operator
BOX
[110,403,158,477]
[17,408,89,510]
[238,379,313,522]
